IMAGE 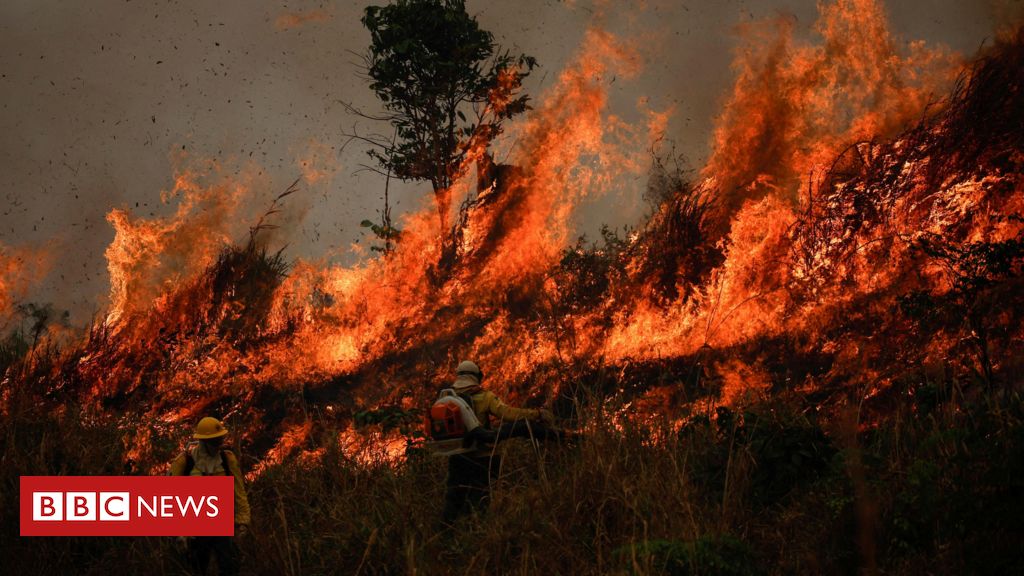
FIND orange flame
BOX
[704,0,957,222]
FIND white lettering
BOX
[137,496,158,517]
[177,495,204,517]
[160,495,174,517]
[206,495,219,518]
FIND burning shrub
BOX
[0,329,30,377]
[205,240,290,348]
[556,225,629,314]
[931,25,1024,187]
[899,225,1024,387]
[790,24,1024,311]
[0,302,69,377]
[353,403,426,457]
[629,153,721,305]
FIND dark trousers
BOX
[442,453,501,524]
[187,536,239,576]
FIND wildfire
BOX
[3,0,1022,476]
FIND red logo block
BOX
[20,476,234,536]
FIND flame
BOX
[704,0,957,223]
[104,166,248,325]
[227,26,659,394]
[599,0,966,373]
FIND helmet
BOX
[193,417,228,440]
[453,360,484,391]
[456,360,481,377]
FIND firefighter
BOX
[441,360,555,524]
[170,416,251,576]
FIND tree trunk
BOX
[434,186,451,245]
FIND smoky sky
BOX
[0,0,997,321]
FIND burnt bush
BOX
[931,25,1024,187]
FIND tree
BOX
[355,0,536,247]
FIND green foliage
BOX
[360,218,402,254]
[738,407,835,504]
[616,535,764,576]
[890,456,942,553]
[360,0,536,223]
[876,401,1024,569]
[4,393,1024,574]
[682,403,836,506]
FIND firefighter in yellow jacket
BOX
[442,360,554,524]
[170,416,251,576]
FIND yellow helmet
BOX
[193,417,228,440]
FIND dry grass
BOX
[4,380,1022,575]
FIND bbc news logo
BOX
[21,476,234,536]
[32,491,220,521]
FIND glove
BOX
[538,408,556,426]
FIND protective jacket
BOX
[170,445,252,526]
[467,390,541,426]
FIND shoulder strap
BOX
[220,449,235,477]
[460,392,489,429]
